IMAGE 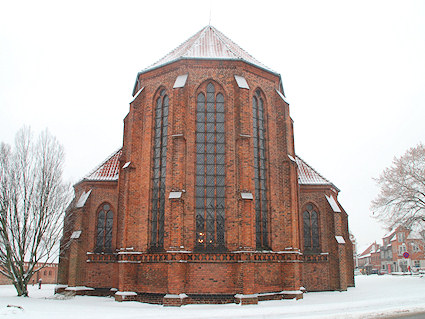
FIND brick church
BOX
[58,26,354,305]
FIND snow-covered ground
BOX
[1,275,425,318]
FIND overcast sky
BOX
[1,0,424,250]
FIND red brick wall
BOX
[119,59,296,253]
[299,186,353,291]
[303,262,330,291]
[85,262,118,288]
[58,56,353,301]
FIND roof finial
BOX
[208,0,212,25]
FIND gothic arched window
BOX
[253,89,269,249]
[95,203,113,252]
[151,89,169,250]
[195,82,225,251]
[303,204,320,252]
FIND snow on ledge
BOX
[276,89,289,104]
[326,195,342,213]
[75,190,92,208]
[65,286,94,291]
[55,285,68,289]
[235,290,303,299]
[164,293,188,299]
[115,291,137,296]
[131,87,144,103]
[335,236,346,244]
[122,161,131,169]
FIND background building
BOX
[358,226,425,274]
[0,263,58,285]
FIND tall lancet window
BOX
[253,89,269,249]
[195,82,225,251]
[303,204,320,252]
[95,203,113,253]
[151,89,169,250]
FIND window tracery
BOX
[253,89,269,249]
[151,89,168,250]
[303,204,320,252]
[195,82,225,251]
[95,203,113,252]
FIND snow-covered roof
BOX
[80,149,337,192]
[358,253,371,259]
[83,149,122,182]
[383,228,397,239]
[407,231,422,240]
[295,156,339,190]
[141,25,276,75]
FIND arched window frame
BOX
[252,88,270,250]
[195,81,226,252]
[303,203,320,253]
[95,203,114,253]
[150,88,169,251]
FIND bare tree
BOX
[372,143,425,230]
[0,127,72,296]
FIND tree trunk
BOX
[13,280,28,297]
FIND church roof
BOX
[83,149,122,182]
[141,25,276,75]
[295,156,339,191]
[80,149,337,191]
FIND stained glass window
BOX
[303,204,320,252]
[95,204,113,252]
[253,90,269,249]
[195,83,225,251]
[151,89,168,250]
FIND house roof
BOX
[383,228,397,239]
[140,25,276,75]
[79,149,337,190]
[358,242,383,257]
[295,156,339,191]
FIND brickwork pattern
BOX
[58,56,353,304]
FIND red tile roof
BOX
[142,25,275,74]
[295,156,339,190]
[84,149,122,181]
[82,149,336,190]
